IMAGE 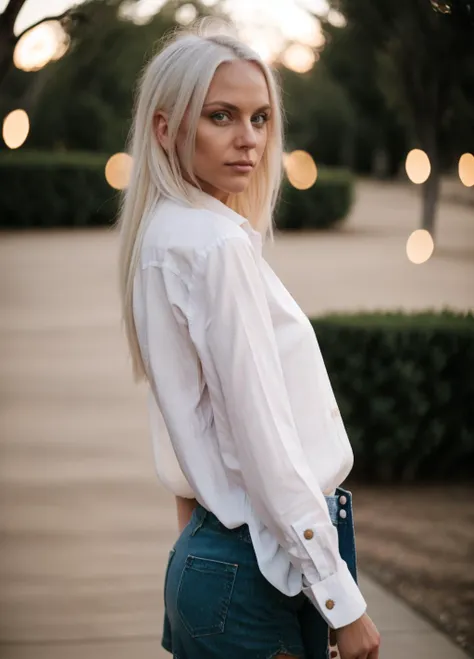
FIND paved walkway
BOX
[0,181,472,658]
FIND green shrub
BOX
[0,152,354,232]
[310,310,474,483]
[0,150,119,229]
[275,167,354,231]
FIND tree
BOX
[27,0,157,152]
[317,21,408,177]
[326,0,474,239]
[0,0,220,152]
[0,0,87,89]
[278,61,356,169]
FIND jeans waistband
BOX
[190,486,353,544]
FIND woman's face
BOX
[157,59,272,203]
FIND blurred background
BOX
[0,1,473,658]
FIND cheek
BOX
[194,125,225,165]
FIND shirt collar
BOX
[179,181,263,254]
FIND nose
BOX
[236,119,258,150]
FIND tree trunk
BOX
[417,94,442,242]
[0,0,28,88]
[0,25,16,87]
[421,151,440,239]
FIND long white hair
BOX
[116,19,285,383]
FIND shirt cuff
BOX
[302,560,367,629]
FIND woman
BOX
[117,19,381,659]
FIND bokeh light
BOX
[278,8,325,49]
[308,28,326,50]
[405,149,431,184]
[246,39,275,63]
[458,153,474,187]
[239,26,284,64]
[430,0,452,14]
[406,229,434,264]
[175,3,198,25]
[2,109,30,149]
[13,21,70,72]
[284,150,318,190]
[281,43,317,73]
[327,9,348,28]
[105,153,133,190]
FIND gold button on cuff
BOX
[303,529,314,540]
[325,599,335,610]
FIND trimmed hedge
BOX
[0,151,353,231]
[275,167,354,231]
[310,310,474,483]
[0,150,119,229]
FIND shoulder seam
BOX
[140,260,192,294]
[187,234,254,328]
[191,234,252,285]
[194,232,250,262]
[140,260,180,278]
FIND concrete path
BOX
[0,181,472,658]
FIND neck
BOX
[182,175,229,206]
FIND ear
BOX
[153,111,169,152]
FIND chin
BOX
[198,174,252,200]
[221,177,252,195]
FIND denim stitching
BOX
[176,555,239,638]
[186,554,239,570]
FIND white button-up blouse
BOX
[132,183,367,629]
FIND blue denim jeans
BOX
[161,486,359,659]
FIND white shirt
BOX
[132,182,367,629]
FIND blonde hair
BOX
[116,18,285,383]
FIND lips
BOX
[226,161,254,167]
[226,162,254,173]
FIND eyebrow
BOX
[203,101,272,112]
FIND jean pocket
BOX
[177,554,238,638]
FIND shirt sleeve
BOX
[191,235,367,629]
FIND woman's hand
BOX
[332,612,381,659]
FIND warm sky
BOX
[1,0,330,54]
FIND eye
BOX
[210,111,231,123]
[252,112,270,127]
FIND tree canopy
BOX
[1,0,473,235]
[325,0,474,233]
